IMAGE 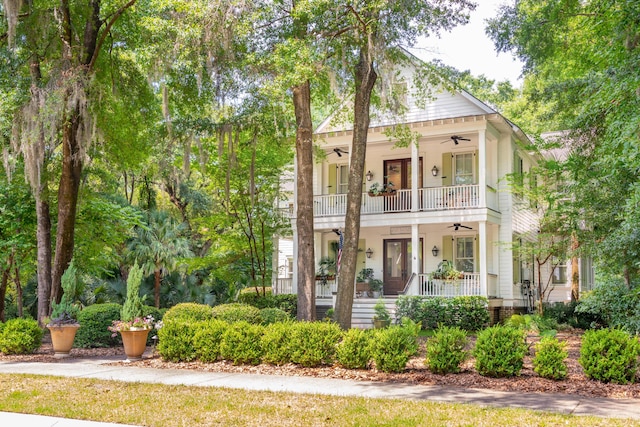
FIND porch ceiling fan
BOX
[440,135,471,145]
[331,147,349,157]
[448,223,473,231]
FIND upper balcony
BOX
[313,184,498,217]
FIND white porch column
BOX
[411,224,420,295]
[411,139,419,212]
[478,129,487,207]
[479,221,487,297]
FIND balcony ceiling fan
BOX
[331,147,349,157]
[448,223,473,231]
[440,135,471,145]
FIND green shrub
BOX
[193,320,228,363]
[0,318,43,354]
[575,279,638,332]
[473,325,528,378]
[543,301,595,330]
[75,303,122,348]
[533,337,568,380]
[396,296,489,331]
[425,326,469,374]
[162,303,213,323]
[259,308,291,325]
[212,303,261,324]
[157,320,200,362]
[237,291,297,318]
[261,322,294,365]
[220,321,264,365]
[121,262,145,321]
[370,321,420,373]
[336,328,371,369]
[579,328,640,384]
[505,314,557,337]
[289,321,342,367]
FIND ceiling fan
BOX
[440,135,471,145]
[331,147,349,157]
[448,223,473,231]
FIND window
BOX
[552,259,567,284]
[455,236,474,272]
[338,164,349,194]
[454,153,474,185]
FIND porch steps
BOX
[351,298,397,329]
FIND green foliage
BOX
[259,308,291,325]
[236,291,297,318]
[473,325,528,378]
[121,262,144,322]
[579,328,640,384]
[396,296,489,331]
[75,303,122,348]
[50,260,80,322]
[336,328,371,370]
[289,321,342,367]
[162,303,214,323]
[261,322,294,365]
[212,303,261,324]
[543,302,596,330]
[0,318,43,354]
[373,299,390,321]
[425,326,469,375]
[192,320,228,363]
[157,320,199,362]
[575,280,640,333]
[370,322,420,373]
[219,321,264,365]
[533,337,568,380]
[505,314,557,337]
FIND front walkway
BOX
[0,358,639,421]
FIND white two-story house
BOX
[273,58,593,324]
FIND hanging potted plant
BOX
[108,262,154,361]
[46,260,81,358]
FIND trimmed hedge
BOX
[474,325,528,378]
[237,291,297,318]
[212,303,261,324]
[0,318,43,354]
[289,321,342,367]
[162,303,213,323]
[425,326,469,374]
[157,320,201,362]
[579,328,640,384]
[261,322,294,365]
[259,308,291,325]
[533,337,568,380]
[219,321,264,365]
[396,296,489,331]
[336,328,371,369]
[370,320,420,373]
[75,303,122,348]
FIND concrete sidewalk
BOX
[1,357,639,426]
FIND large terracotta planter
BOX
[47,324,80,358]
[120,329,150,361]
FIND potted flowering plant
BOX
[47,260,81,358]
[109,262,153,361]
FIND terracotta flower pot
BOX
[47,324,80,359]
[120,329,150,361]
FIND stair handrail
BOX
[398,272,416,295]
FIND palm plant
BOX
[126,211,193,308]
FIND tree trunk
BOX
[335,48,377,330]
[0,265,9,322]
[50,104,84,306]
[154,269,162,308]
[293,79,316,321]
[36,196,53,324]
[570,233,580,302]
[14,265,23,318]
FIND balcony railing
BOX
[313,184,481,217]
[417,273,481,297]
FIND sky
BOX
[409,0,523,86]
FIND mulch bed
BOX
[2,330,639,400]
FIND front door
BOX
[383,239,422,295]
[384,158,423,211]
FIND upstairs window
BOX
[454,153,474,185]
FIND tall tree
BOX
[333,0,476,329]
[1,0,143,321]
[488,0,640,284]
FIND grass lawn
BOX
[0,374,637,426]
